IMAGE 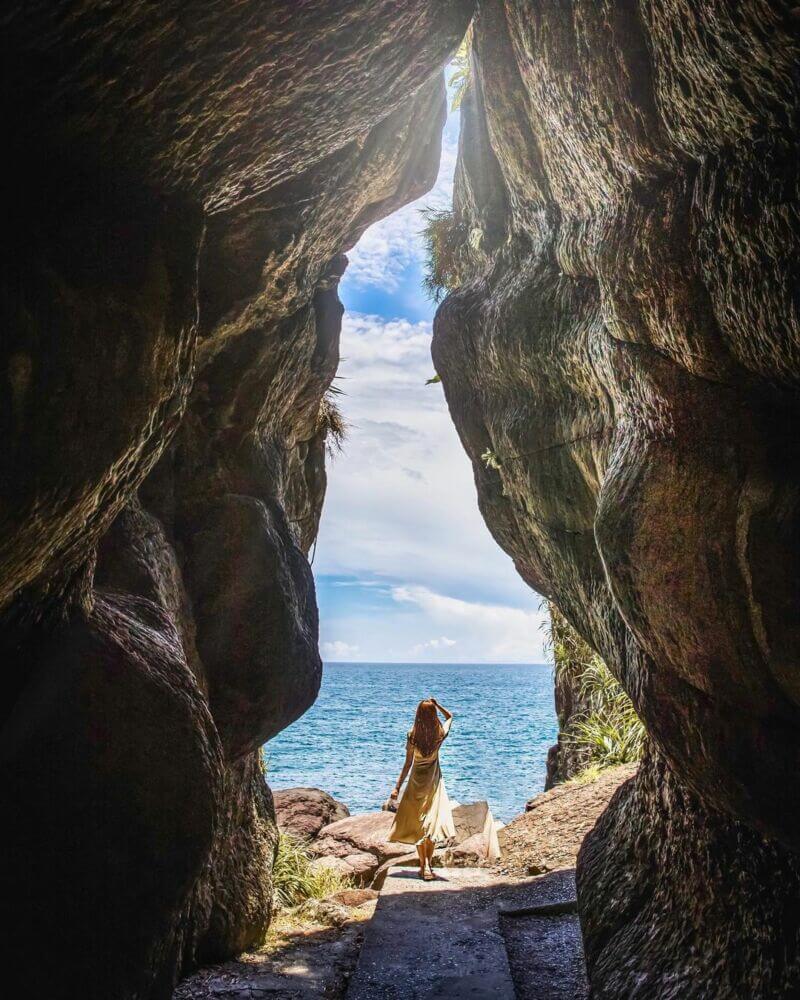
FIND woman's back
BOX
[409,716,452,761]
[388,700,456,871]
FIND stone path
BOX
[177,866,588,999]
[497,870,589,1000]
[346,866,516,999]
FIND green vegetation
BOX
[564,764,604,787]
[419,207,469,302]
[549,603,646,775]
[567,658,646,768]
[272,833,351,909]
[316,391,347,457]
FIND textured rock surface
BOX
[578,752,800,999]
[497,765,636,879]
[0,593,221,998]
[274,787,351,841]
[311,812,410,886]
[433,2,800,995]
[312,852,380,887]
[0,3,472,997]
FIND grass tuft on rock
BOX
[316,392,347,456]
[272,833,351,909]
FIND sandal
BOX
[422,869,435,881]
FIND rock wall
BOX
[0,3,472,998]
[432,2,800,995]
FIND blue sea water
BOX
[265,662,558,823]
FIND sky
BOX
[312,72,550,664]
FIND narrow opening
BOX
[265,63,557,827]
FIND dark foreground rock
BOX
[579,752,800,999]
[274,788,350,841]
[433,2,800,995]
[0,3,472,997]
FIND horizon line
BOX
[322,659,553,666]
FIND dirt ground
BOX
[496,764,637,877]
[175,901,376,1000]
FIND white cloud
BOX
[344,114,459,289]
[311,86,549,665]
[412,636,457,653]
[321,640,360,660]
[316,311,534,609]
[394,587,548,662]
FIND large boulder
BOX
[311,812,410,885]
[579,753,800,999]
[434,1,800,994]
[274,788,350,840]
[0,594,221,999]
[0,3,474,996]
[313,812,409,862]
[311,853,380,888]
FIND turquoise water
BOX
[265,662,558,823]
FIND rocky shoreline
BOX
[179,770,632,998]
[275,768,635,889]
[275,786,504,886]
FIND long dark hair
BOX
[409,700,444,756]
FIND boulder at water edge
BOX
[273,787,350,840]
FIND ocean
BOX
[264,661,558,823]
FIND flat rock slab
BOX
[498,765,637,877]
[346,866,515,1000]
[496,870,589,1000]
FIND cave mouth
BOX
[262,64,562,826]
[4,4,799,998]
[263,55,646,849]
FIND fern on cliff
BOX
[549,603,646,773]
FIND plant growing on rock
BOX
[316,391,347,457]
[272,833,351,909]
[549,603,646,775]
[448,24,473,111]
[420,207,470,301]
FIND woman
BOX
[388,698,456,880]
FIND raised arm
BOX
[390,738,414,801]
[431,698,452,722]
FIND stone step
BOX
[346,865,515,1000]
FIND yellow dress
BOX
[388,718,456,845]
